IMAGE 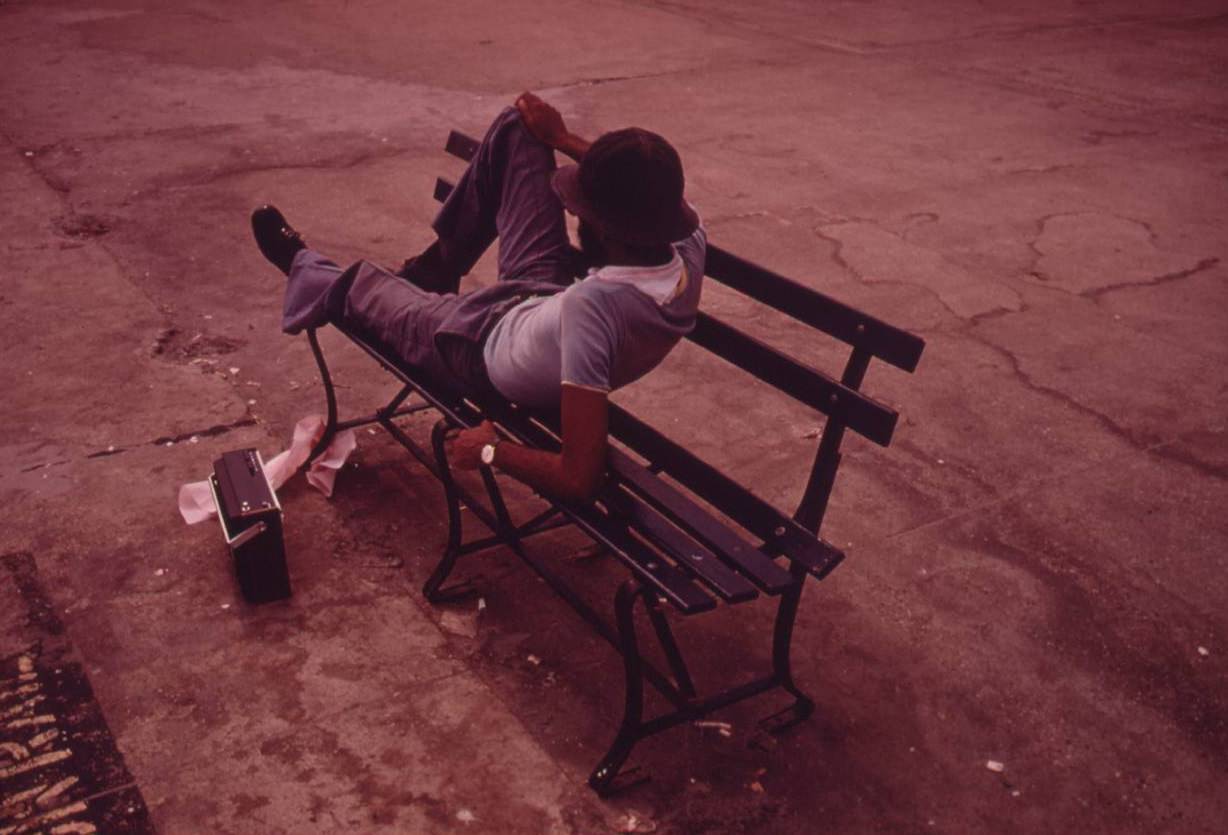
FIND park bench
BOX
[300,128,925,795]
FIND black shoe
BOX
[395,258,460,294]
[394,239,462,294]
[251,205,306,275]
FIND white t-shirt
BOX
[482,226,707,408]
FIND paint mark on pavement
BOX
[1,553,156,834]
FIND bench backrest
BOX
[435,129,924,588]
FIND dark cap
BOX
[552,127,699,247]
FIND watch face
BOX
[481,443,495,465]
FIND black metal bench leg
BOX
[422,419,476,602]
[305,328,339,464]
[763,562,816,732]
[589,580,650,797]
[478,466,524,555]
[756,564,815,731]
[644,594,697,700]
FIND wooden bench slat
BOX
[446,129,480,161]
[562,501,717,614]
[487,397,794,596]
[435,177,457,205]
[479,400,840,590]
[600,486,760,603]
[432,177,454,204]
[471,405,777,601]
[689,312,899,447]
[608,408,846,577]
[704,245,924,372]
[606,449,794,594]
[772,525,845,579]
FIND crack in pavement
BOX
[6,129,177,333]
[617,1,1228,145]
[614,0,873,55]
[148,143,416,192]
[1081,256,1221,300]
[910,9,1228,49]
[1150,442,1228,483]
[148,417,259,447]
[9,417,262,475]
[963,328,1149,448]
[116,416,260,453]
[18,459,72,474]
[1003,163,1087,176]
[4,131,269,457]
[878,428,1188,546]
[1081,128,1159,146]
[941,64,1228,135]
[550,66,700,90]
[812,221,1022,322]
[24,122,247,154]
[1021,211,1221,302]
[619,0,1228,59]
[964,301,1030,327]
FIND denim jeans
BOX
[281,107,578,390]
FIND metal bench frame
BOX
[300,130,925,795]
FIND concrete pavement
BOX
[1,1,1225,832]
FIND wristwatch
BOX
[480,439,499,467]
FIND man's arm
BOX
[516,92,592,161]
[445,383,608,503]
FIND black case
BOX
[208,449,291,604]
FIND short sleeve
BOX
[673,220,707,288]
[559,285,619,392]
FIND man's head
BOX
[553,128,698,260]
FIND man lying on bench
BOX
[250,93,705,502]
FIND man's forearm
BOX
[493,440,598,502]
[556,132,591,162]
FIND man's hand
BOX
[442,386,607,501]
[444,420,498,471]
[516,92,569,148]
[515,92,591,161]
[476,384,608,502]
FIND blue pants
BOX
[281,108,576,389]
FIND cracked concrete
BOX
[2,0,1226,833]
[1026,211,1218,296]
[815,220,1024,320]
